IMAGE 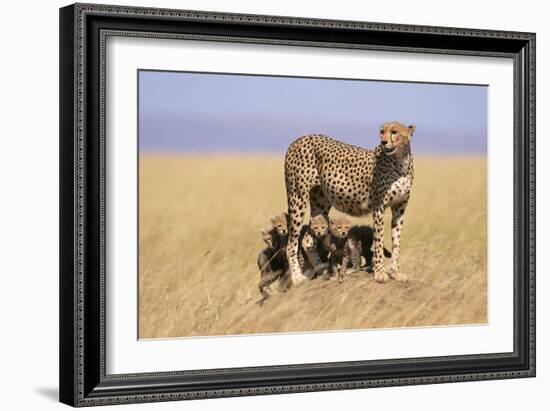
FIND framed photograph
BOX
[59,3,535,407]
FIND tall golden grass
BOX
[139,154,487,338]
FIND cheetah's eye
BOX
[391,130,397,135]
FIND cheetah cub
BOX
[347,225,392,273]
[325,215,354,282]
[257,213,289,298]
[299,214,331,279]
[280,215,331,285]
[326,216,392,282]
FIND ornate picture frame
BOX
[59,3,535,407]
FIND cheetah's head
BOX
[329,215,353,239]
[310,214,329,237]
[379,122,416,156]
[270,212,289,237]
[260,225,274,247]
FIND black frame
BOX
[60,3,536,407]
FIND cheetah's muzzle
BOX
[383,146,398,155]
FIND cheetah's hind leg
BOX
[286,196,309,286]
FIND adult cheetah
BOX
[284,122,415,285]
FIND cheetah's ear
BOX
[408,125,416,136]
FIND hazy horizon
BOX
[139,70,487,154]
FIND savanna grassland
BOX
[138,154,487,338]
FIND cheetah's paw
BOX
[291,273,308,287]
[390,271,409,282]
[374,271,390,283]
[260,287,275,298]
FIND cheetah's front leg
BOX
[372,208,390,283]
[389,200,409,282]
[259,269,284,298]
[338,253,349,283]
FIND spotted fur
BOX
[284,122,415,285]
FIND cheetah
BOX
[284,122,415,285]
[347,225,392,273]
[326,216,392,282]
[257,212,289,297]
[298,214,331,278]
[325,215,353,282]
[257,223,288,298]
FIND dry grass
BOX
[139,154,487,338]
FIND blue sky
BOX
[138,70,487,154]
